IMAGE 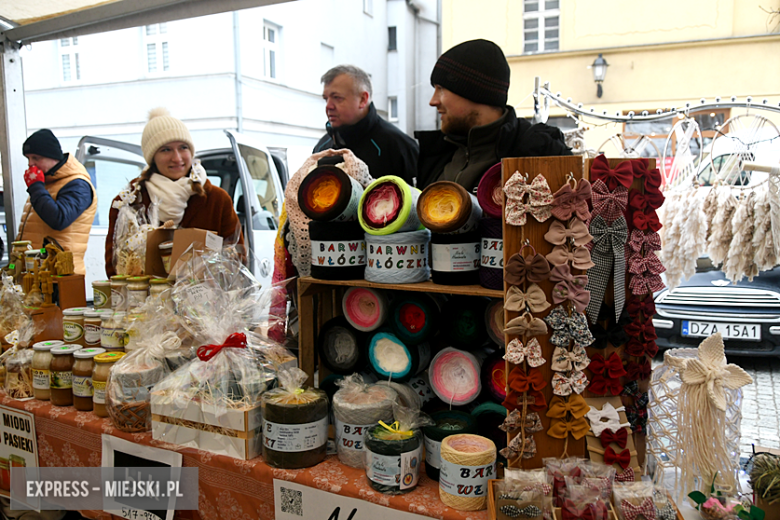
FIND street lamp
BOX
[591,53,609,98]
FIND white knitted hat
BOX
[141,107,195,166]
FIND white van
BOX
[76,130,287,291]
[695,127,780,187]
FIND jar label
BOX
[111,289,125,309]
[93,380,106,404]
[367,242,427,271]
[439,459,495,498]
[423,436,442,469]
[93,288,108,308]
[85,324,101,346]
[63,322,84,342]
[365,445,422,490]
[262,417,327,453]
[334,419,371,452]
[50,371,73,390]
[311,240,367,268]
[127,290,147,309]
[480,238,504,269]
[431,243,480,272]
[72,376,93,397]
[101,328,125,348]
[32,369,50,390]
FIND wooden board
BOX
[299,277,503,298]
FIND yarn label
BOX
[334,419,371,452]
[408,376,435,405]
[424,436,442,469]
[365,445,422,490]
[367,242,427,271]
[481,238,504,269]
[262,417,328,452]
[32,369,50,390]
[431,243,480,272]
[72,375,93,397]
[331,176,363,222]
[439,459,495,497]
[311,240,367,267]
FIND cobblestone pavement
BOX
[729,355,780,458]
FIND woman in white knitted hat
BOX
[104,108,243,276]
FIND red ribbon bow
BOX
[622,497,657,520]
[591,179,628,223]
[604,446,632,469]
[629,190,665,212]
[589,352,628,378]
[626,338,659,358]
[632,159,664,189]
[508,366,547,393]
[629,253,665,276]
[615,467,636,482]
[628,229,662,254]
[502,389,547,412]
[562,500,609,520]
[625,359,652,381]
[590,154,634,190]
[600,427,628,449]
[627,297,656,318]
[629,272,665,296]
[625,320,658,340]
[632,210,662,232]
[588,374,623,396]
[197,332,248,361]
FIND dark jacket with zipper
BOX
[415,106,572,192]
[313,102,419,185]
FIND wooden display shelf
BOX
[297,276,504,386]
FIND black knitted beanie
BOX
[430,39,510,107]
[22,129,63,161]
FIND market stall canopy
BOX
[1,0,292,44]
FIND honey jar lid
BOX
[95,352,126,363]
[110,275,129,282]
[74,348,106,359]
[50,345,81,355]
[33,340,64,351]
[63,307,88,316]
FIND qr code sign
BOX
[280,487,303,516]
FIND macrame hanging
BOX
[724,191,758,283]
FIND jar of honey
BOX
[72,348,105,412]
[110,275,129,311]
[62,308,87,347]
[93,352,125,418]
[50,345,79,406]
[32,341,62,400]
[92,280,111,309]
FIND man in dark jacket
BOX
[314,65,419,184]
[416,39,571,192]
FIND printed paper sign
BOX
[0,405,38,499]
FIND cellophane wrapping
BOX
[112,183,158,276]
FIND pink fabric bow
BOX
[550,264,589,288]
[629,253,665,275]
[545,218,593,246]
[504,172,553,226]
[591,179,628,223]
[504,337,546,367]
[590,154,634,190]
[627,229,662,255]
[552,179,592,221]
[547,245,595,269]
[622,498,656,520]
[629,272,665,296]
[552,283,591,313]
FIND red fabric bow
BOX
[590,154,634,190]
[197,332,248,361]
[631,159,663,187]
[627,297,656,317]
[615,467,636,482]
[552,179,592,221]
[591,179,628,223]
[627,229,662,255]
[589,352,627,378]
[629,253,665,276]
[604,446,632,469]
[588,374,623,396]
[629,272,665,296]
[629,190,665,212]
[508,366,547,393]
[622,497,657,520]
[625,320,658,340]
[626,338,659,358]
[600,427,628,449]
[625,359,652,381]
[632,210,662,232]
[551,468,583,504]
[502,389,547,412]
[562,500,609,520]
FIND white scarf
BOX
[145,173,196,227]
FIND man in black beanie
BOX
[17,129,97,275]
[415,39,571,192]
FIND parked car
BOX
[76,130,288,291]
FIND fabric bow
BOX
[500,409,542,433]
[503,389,547,412]
[506,284,551,313]
[615,467,636,482]
[544,305,595,348]
[627,297,656,318]
[544,218,593,247]
[600,427,628,449]
[552,179,592,221]
[590,154,634,190]
[625,320,658,340]
[591,179,628,223]
[604,446,632,469]
[622,381,650,408]
[547,417,590,440]
[550,264,589,288]
[552,282,591,313]
[562,499,609,520]
[589,352,628,378]
[627,229,662,255]
[632,209,662,232]
[621,498,656,520]
[500,434,538,461]
[546,394,589,419]
[625,359,652,381]
[197,332,248,361]
[657,502,676,520]
[504,337,546,367]
[504,172,554,226]
[628,252,665,276]
[626,338,659,358]
[506,253,551,285]
[547,244,595,269]
[588,374,624,396]
[626,405,648,433]
[590,322,630,350]
[585,215,628,324]
[552,370,588,396]
[680,333,753,411]
[550,345,590,372]
[629,272,665,296]
[508,366,547,393]
[504,313,548,337]
[629,190,664,212]
[631,159,665,193]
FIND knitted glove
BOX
[24,166,45,187]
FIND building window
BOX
[523,0,559,53]
[388,27,397,51]
[263,23,280,80]
[364,0,373,16]
[388,97,398,122]
[145,23,169,74]
[60,37,80,82]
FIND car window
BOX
[85,158,144,226]
[207,175,222,188]
[236,144,280,224]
